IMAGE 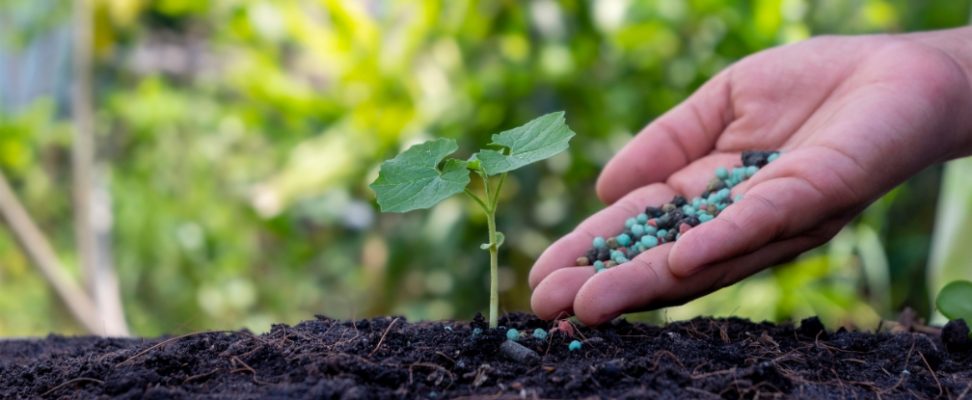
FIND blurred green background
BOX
[1,0,971,336]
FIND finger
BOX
[530,267,594,320]
[669,148,864,277]
[572,222,841,326]
[571,243,672,325]
[596,72,733,204]
[528,184,679,289]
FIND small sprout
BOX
[506,328,521,341]
[532,328,549,340]
[371,112,576,328]
[568,340,582,351]
[936,280,972,332]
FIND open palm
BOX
[529,33,972,325]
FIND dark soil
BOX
[2,313,971,399]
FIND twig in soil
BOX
[902,337,917,369]
[184,368,222,384]
[230,356,269,385]
[117,331,230,366]
[880,369,908,395]
[684,386,722,399]
[684,320,707,340]
[830,368,848,397]
[918,351,944,397]
[331,319,362,348]
[916,331,942,353]
[370,317,401,356]
[40,377,104,397]
[649,350,686,372]
[435,351,457,365]
[408,362,455,388]
[691,367,737,380]
[691,360,712,376]
[717,321,730,344]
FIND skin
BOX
[529,27,972,326]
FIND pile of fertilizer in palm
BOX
[576,151,780,272]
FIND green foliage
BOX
[474,112,576,176]
[936,280,972,322]
[370,139,470,213]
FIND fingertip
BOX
[528,231,588,289]
[530,267,593,320]
[667,230,708,278]
[573,283,622,326]
[574,307,620,327]
[573,247,671,326]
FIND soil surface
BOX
[2,313,971,399]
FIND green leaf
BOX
[475,111,576,176]
[369,138,470,212]
[936,280,972,321]
[480,231,505,250]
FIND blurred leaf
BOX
[928,158,972,323]
[480,231,504,250]
[936,280,972,322]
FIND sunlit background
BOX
[1,0,971,336]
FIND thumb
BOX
[667,150,860,277]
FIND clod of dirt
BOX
[797,316,827,339]
[942,318,972,353]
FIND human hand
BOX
[529,30,972,325]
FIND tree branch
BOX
[72,0,128,335]
[0,171,103,334]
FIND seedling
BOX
[936,280,972,328]
[370,112,576,328]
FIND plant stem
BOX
[491,173,506,209]
[464,189,489,212]
[486,206,499,328]
[467,172,506,329]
